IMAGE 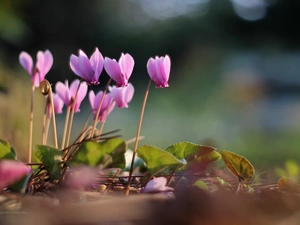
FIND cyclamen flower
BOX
[108,83,134,108]
[55,79,87,112]
[89,90,115,122]
[147,55,171,88]
[47,93,64,117]
[70,48,104,85]
[19,50,53,87]
[0,160,31,189]
[104,53,134,87]
[142,177,173,193]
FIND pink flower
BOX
[19,50,53,87]
[65,166,98,190]
[147,55,171,88]
[89,90,115,122]
[142,177,173,193]
[108,83,134,108]
[55,79,87,112]
[70,48,104,85]
[47,93,64,117]
[0,160,31,189]
[104,53,134,87]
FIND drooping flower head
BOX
[108,83,134,108]
[19,50,53,87]
[89,90,115,122]
[55,79,87,112]
[47,93,64,117]
[70,48,104,85]
[0,160,31,189]
[147,55,171,88]
[104,53,134,87]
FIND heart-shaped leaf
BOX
[71,138,126,168]
[165,142,217,162]
[0,141,16,160]
[137,145,183,176]
[35,145,63,181]
[220,150,255,182]
[0,139,17,159]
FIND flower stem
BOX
[126,79,152,195]
[48,84,58,148]
[61,106,71,149]
[97,99,114,137]
[90,78,112,138]
[42,98,48,145]
[65,80,82,147]
[28,84,35,163]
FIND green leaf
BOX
[0,141,15,160]
[193,180,208,190]
[165,142,217,162]
[35,145,63,181]
[99,138,126,168]
[165,142,221,171]
[0,139,17,158]
[71,138,126,168]
[220,150,255,182]
[137,145,183,176]
[8,174,30,193]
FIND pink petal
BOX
[155,57,168,87]
[70,54,84,78]
[70,80,87,112]
[104,57,123,86]
[143,177,173,193]
[89,90,96,111]
[0,160,31,189]
[147,57,160,84]
[42,50,53,77]
[119,53,134,81]
[125,83,134,105]
[32,74,40,87]
[163,55,171,80]
[19,51,33,75]
[55,81,71,106]
[78,50,94,83]
[52,93,64,114]
[90,48,104,83]
[76,82,88,110]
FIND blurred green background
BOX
[0,0,300,171]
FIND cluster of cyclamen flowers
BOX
[19,48,171,121]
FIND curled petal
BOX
[52,93,64,114]
[70,55,84,78]
[70,80,87,112]
[78,51,94,83]
[147,57,159,84]
[89,90,96,111]
[119,53,134,82]
[36,50,53,82]
[55,81,71,106]
[147,55,171,88]
[90,48,104,84]
[42,50,54,78]
[19,51,33,75]
[109,83,134,108]
[104,57,123,86]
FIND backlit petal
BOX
[104,57,122,86]
[19,51,33,75]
